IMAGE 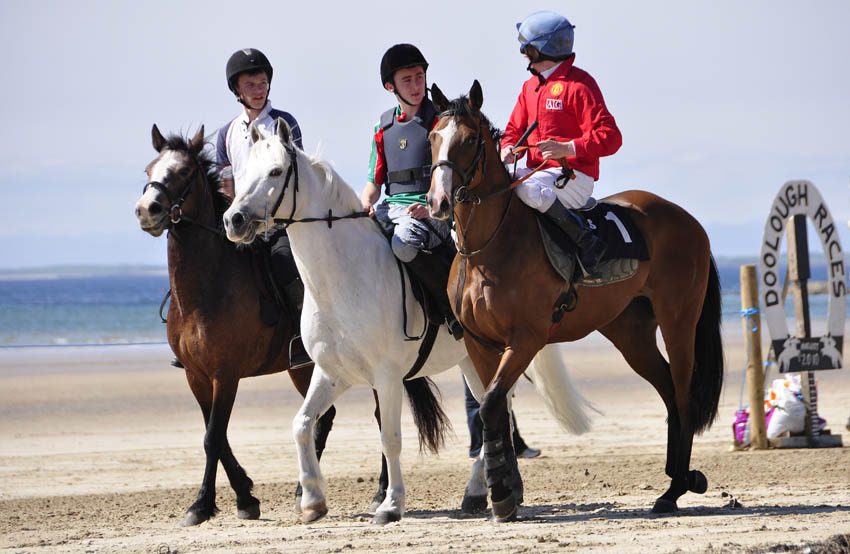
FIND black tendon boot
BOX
[282,277,312,369]
[542,201,607,274]
[404,250,463,340]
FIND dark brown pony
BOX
[134,126,385,526]
[426,82,723,521]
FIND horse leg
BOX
[459,359,488,514]
[218,438,260,520]
[368,389,389,514]
[372,374,405,525]
[600,298,701,513]
[655,330,701,513]
[288,366,337,514]
[292,367,349,523]
[181,374,239,526]
[477,346,537,523]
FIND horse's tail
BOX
[525,343,593,435]
[690,254,725,434]
[403,376,452,454]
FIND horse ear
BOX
[275,117,292,145]
[468,80,483,111]
[152,124,166,152]
[430,83,449,113]
[188,125,205,154]
[250,120,263,144]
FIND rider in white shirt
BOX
[216,48,310,369]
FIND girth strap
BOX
[403,320,440,380]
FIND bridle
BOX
[431,112,514,258]
[269,143,370,229]
[142,156,222,235]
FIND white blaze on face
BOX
[140,150,181,206]
[432,119,459,202]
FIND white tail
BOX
[525,343,593,435]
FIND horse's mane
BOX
[162,133,232,219]
[303,151,364,215]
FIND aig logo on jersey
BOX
[545,98,563,110]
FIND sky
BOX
[0,0,848,268]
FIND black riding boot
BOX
[543,201,607,274]
[405,250,463,340]
[282,277,312,369]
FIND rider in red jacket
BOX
[501,11,621,274]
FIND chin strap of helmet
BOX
[237,96,269,112]
[525,61,546,92]
[392,78,427,114]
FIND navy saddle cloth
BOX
[577,201,650,262]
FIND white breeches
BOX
[511,167,594,212]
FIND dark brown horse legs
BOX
[598,299,702,513]
[182,376,255,526]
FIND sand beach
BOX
[1,331,848,553]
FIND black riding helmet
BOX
[226,48,273,96]
[380,44,428,87]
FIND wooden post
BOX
[740,264,767,449]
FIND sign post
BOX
[758,180,844,448]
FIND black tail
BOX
[403,377,452,454]
[690,254,724,434]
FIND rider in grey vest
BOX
[361,44,462,339]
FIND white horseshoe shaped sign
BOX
[758,180,845,372]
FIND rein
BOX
[262,140,422,342]
[269,145,370,228]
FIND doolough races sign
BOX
[758,180,846,372]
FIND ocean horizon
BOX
[0,260,846,347]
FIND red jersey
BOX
[501,56,621,181]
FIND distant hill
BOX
[0,265,168,280]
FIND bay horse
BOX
[426,81,724,520]
[134,125,374,526]
[222,120,591,525]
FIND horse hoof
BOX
[237,499,260,520]
[651,498,678,514]
[688,470,708,494]
[461,494,488,514]
[490,496,517,523]
[371,509,401,525]
[180,510,209,527]
[294,493,303,514]
[300,502,328,524]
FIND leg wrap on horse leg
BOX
[482,430,508,488]
[482,429,522,494]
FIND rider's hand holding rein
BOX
[500,145,523,164]
[536,139,576,160]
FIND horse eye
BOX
[269,168,283,177]
[178,168,190,177]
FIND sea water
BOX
[0,263,845,347]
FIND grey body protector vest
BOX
[380,100,437,196]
